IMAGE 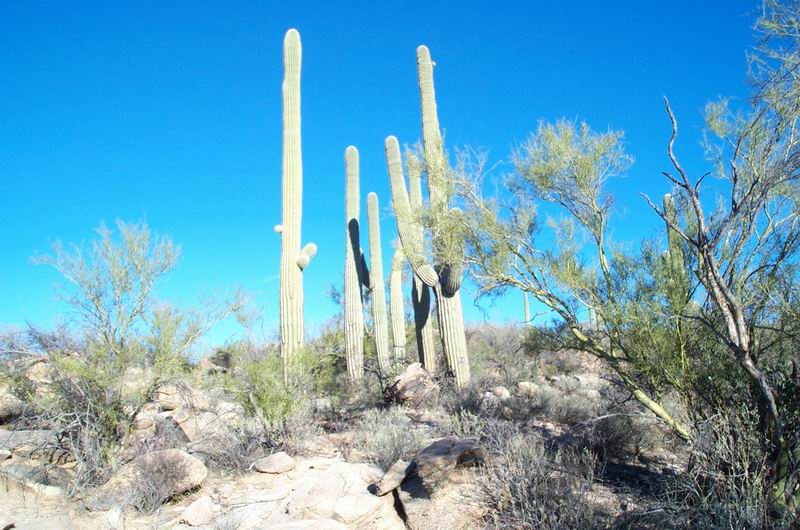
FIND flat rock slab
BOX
[217,457,404,530]
[264,520,347,530]
[0,429,56,451]
[0,461,71,499]
[254,451,296,474]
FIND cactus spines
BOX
[407,152,437,372]
[278,28,315,364]
[390,247,407,363]
[367,192,392,374]
[344,146,365,381]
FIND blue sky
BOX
[0,1,759,345]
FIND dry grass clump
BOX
[127,452,191,513]
[350,407,423,471]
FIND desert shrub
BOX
[511,379,600,425]
[127,452,190,513]
[216,344,335,423]
[466,323,537,385]
[200,418,275,473]
[653,411,797,529]
[440,377,497,416]
[569,413,658,462]
[476,429,598,529]
[351,407,422,470]
[0,222,244,493]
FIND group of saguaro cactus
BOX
[384,45,471,388]
[342,146,400,379]
[275,30,471,387]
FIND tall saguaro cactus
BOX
[390,247,407,363]
[367,192,392,374]
[277,28,316,366]
[523,291,531,326]
[406,153,437,373]
[344,146,366,381]
[662,193,691,315]
[384,46,471,387]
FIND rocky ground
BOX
[0,357,684,529]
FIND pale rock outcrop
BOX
[384,362,439,409]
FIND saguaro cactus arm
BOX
[297,243,317,270]
[390,246,407,362]
[385,136,439,288]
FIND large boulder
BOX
[369,437,487,530]
[216,457,404,530]
[415,436,485,487]
[85,449,207,511]
[0,428,57,453]
[384,363,439,409]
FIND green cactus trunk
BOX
[385,135,469,387]
[344,146,365,381]
[390,247,407,364]
[407,154,437,372]
[278,28,316,369]
[367,192,392,375]
[416,45,470,386]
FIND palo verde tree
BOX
[645,0,800,499]
[452,122,693,439]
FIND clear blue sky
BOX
[0,1,759,344]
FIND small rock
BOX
[312,397,333,415]
[215,400,244,418]
[517,381,537,396]
[254,451,296,474]
[153,383,209,411]
[480,392,502,414]
[0,449,10,460]
[372,459,415,496]
[131,402,160,431]
[490,386,511,401]
[0,461,71,498]
[181,495,215,526]
[0,428,56,452]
